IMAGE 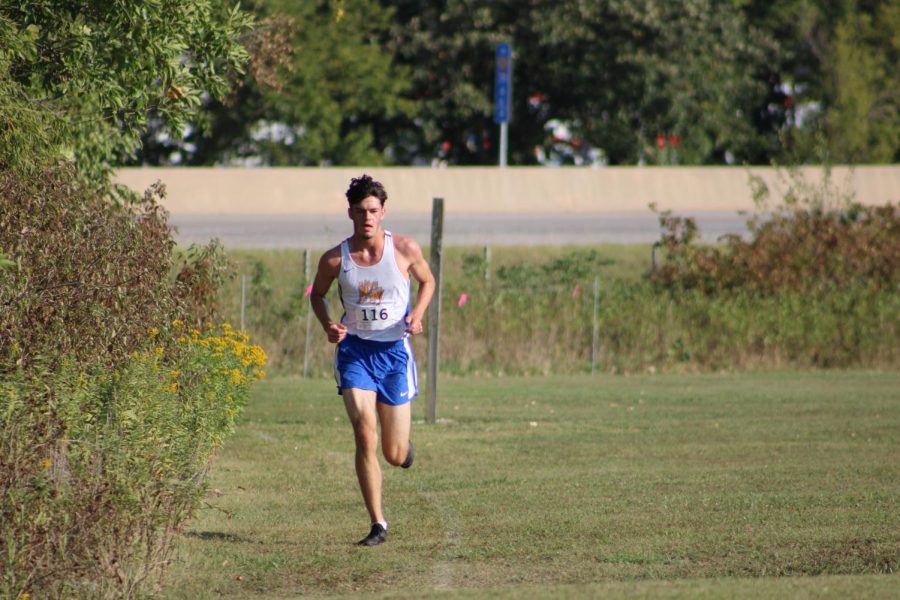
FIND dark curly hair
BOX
[346,174,388,206]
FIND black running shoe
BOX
[401,441,414,469]
[357,523,387,546]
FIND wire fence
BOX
[227,260,899,379]
[232,267,608,377]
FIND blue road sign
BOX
[494,43,512,124]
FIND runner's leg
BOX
[343,388,384,524]
[378,401,411,466]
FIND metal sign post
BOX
[494,42,512,168]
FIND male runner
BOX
[310,174,435,546]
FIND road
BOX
[169,211,751,249]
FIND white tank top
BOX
[338,231,410,341]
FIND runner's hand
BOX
[405,314,424,335]
[326,321,347,344]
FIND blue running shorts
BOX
[334,335,418,406]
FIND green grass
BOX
[160,372,899,598]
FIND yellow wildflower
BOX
[154,346,164,357]
[253,369,266,380]
[167,382,178,393]
[172,319,184,328]
[168,370,180,379]
[149,327,159,337]
[40,458,52,469]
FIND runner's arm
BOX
[310,248,347,343]
[401,238,435,335]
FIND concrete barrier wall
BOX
[114,165,900,215]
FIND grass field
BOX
[160,372,899,598]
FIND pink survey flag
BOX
[457,293,468,307]
[304,284,313,297]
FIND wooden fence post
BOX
[592,276,600,376]
[303,249,313,379]
[427,198,444,424]
[240,274,247,332]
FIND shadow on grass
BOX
[181,531,252,544]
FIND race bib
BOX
[355,305,394,330]
[353,279,400,330]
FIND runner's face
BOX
[348,196,385,239]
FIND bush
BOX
[1,325,264,597]
[0,165,175,371]
[650,170,900,295]
[0,165,237,372]
[0,165,266,598]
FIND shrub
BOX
[650,170,900,295]
[0,165,175,371]
[0,165,267,597]
[0,325,265,597]
[0,165,241,372]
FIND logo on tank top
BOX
[357,280,384,303]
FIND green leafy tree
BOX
[379,0,898,166]
[820,2,899,162]
[745,0,899,164]
[103,0,898,168]
[132,0,409,167]
[376,0,775,166]
[0,1,254,183]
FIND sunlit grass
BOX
[161,371,900,598]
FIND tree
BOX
[131,0,410,167]
[375,0,776,166]
[0,0,254,183]
[820,2,899,162]
[743,0,899,164]
[96,0,898,168]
